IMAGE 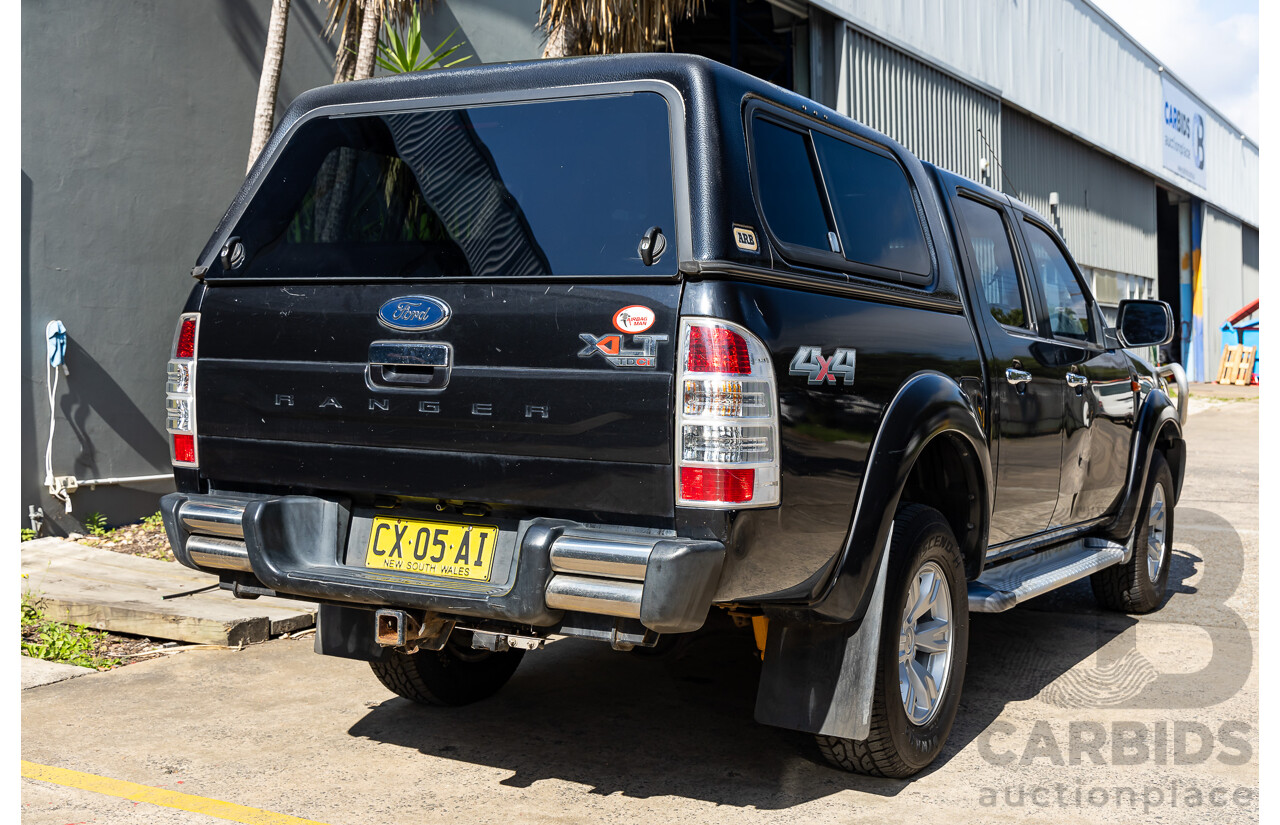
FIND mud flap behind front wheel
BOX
[754,524,893,741]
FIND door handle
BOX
[367,341,451,390]
[369,341,451,367]
[1005,368,1032,385]
[1066,372,1089,388]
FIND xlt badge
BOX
[578,332,668,369]
[377,295,451,332]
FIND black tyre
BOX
[1091,451,1174,614]
[816,503,969,778]
[369,634,524,707]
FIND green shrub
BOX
[84,512,109,537]
[20,593,120,670]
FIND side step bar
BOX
[968,538,1129,613]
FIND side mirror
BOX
[1116,299,1174,348]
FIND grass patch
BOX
[21,592,121,670]
[1193,395,1258,403]
[78,510,175,562]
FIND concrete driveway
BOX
[21,401,1259,824]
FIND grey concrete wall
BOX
[21,0,337,534]
[418,0,544,66]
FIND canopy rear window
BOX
[215,93,678,279]
[750,110,934,285]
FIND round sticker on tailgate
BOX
[613,305,656,333]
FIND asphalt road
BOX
[21,400,1259,824]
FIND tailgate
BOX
[195,282,681,516]
[188,90,686,518]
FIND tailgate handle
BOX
[367,341,451,389]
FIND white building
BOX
[427,0,1259,378]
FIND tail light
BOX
[676,318,779,508]
[166,313,200,467]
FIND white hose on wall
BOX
[44,320,72,514]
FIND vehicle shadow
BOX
[350,615,898,808]
[348,510,1223,808]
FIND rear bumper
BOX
[160,492,725,634]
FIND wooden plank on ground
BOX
[21,538,316,645]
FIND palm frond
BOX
[538,0,705,55]
[376,8,470,74]
[318,0,422,39]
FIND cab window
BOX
[1022,220,1093,342]
[751,118,833,251]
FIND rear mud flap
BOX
[754,524,892,741]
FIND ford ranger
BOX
[161,54,1187,777]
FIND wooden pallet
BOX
[1216,344,1257,386]
[21,538,316,646]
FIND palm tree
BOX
[538,0,704,58]
[311,0,414,237]
[320,0,417,82]
[247,0,293,171]
[329,0,363,82]
[354,1,385,79]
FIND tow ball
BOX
[374,609,545,653]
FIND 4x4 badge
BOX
[579,332,668,369]
[790,346,856,385]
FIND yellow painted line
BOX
[21,761,333,825]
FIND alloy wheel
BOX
[1146,484,1168,581]
[898,560,954,726]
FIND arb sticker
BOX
[733,225,759,252]
[613,305,656,333]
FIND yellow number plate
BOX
[364,517,498,581]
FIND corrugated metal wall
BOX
[836,26,1000,183]
[1202,206,1245,371]
[814,0,1259,226]
[1001,108,1156,280]
[1242,225,1259,303]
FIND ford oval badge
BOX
[377,295,451,332]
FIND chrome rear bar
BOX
[186,535,252,572]
[178,499,246,538]
[545,575,643,619]
[549,534,652,581]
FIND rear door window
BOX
[811,132,931,278]
[1022,220,1095,343]
[751,118,833,251]
[953,196,1030,328]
